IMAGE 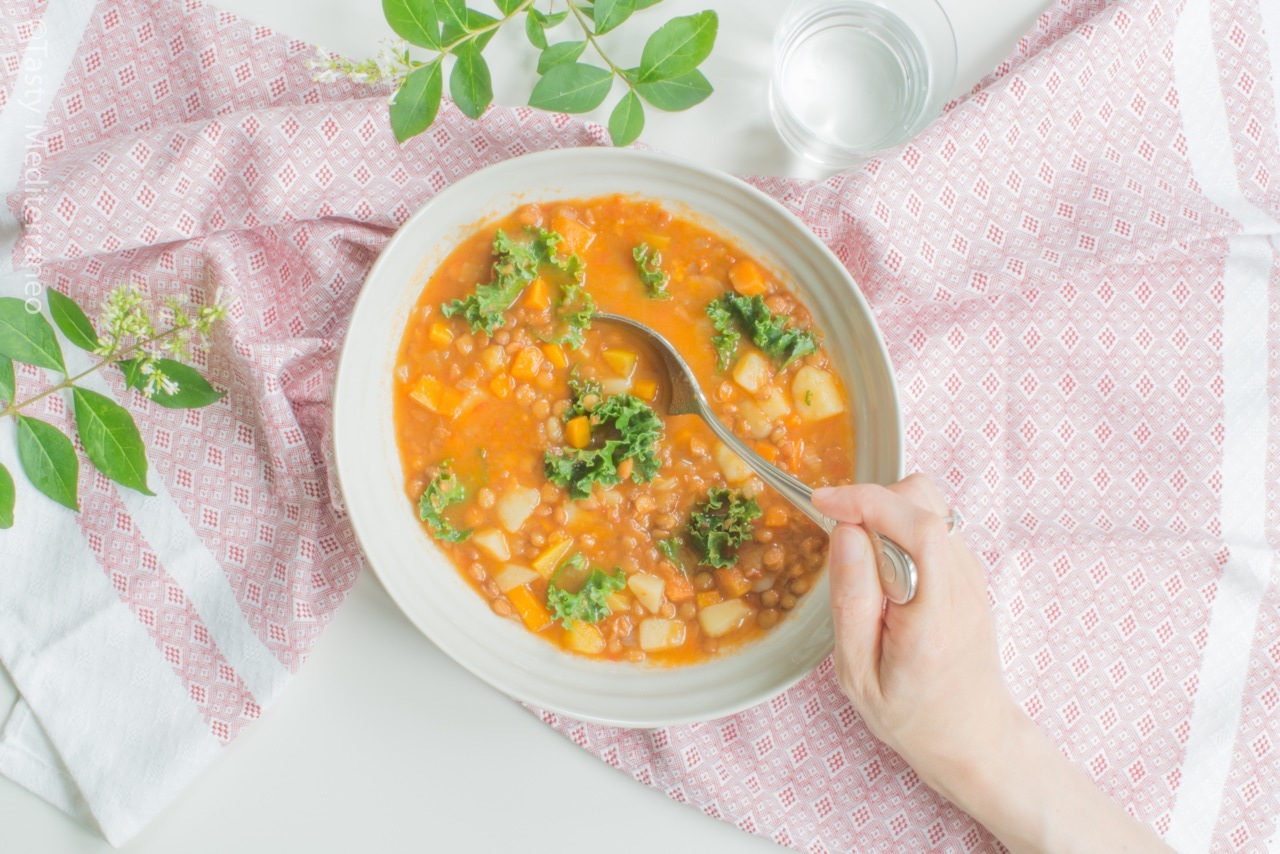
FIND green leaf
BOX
[593,0,635,34]
[0,355,13,405]
[72,387,154,496]
[529,62,613,114]
[15,415,78,511]
[436,0,469,35]
[441,5,498,47]
[0,463,13,528]
[390,62,443,142]
[382,0,441,47]
[450,41,493,119]
[635,68,712,111]
[537,40,586,74]
[608,89,645,146]
[633,0,662,8]
[531,8,568,27]
[525,11,548,48]
[118,358,226,409]
[47,289,99,353]
[492,0,522,14]
[0,297,65,373]
[637,11,717,83]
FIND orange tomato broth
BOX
[393,194,855,666]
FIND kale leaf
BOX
[705,297,740,372]
[705,293,819,369]
[633,243,671,300]
[417,461,472,543]
[546,554,627,626]
[687,487,761,569]
[544,379,664,500]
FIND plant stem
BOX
[564,0,633,87]
[0,325,188,419]
[435,0,539,56]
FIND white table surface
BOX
[0,0,1042,850]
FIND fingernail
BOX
[832,524,866,563]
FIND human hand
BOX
[814,475,1172,853]
[812,475,1015,796]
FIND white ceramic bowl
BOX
[334,148,902,727]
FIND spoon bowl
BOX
[595,312,918,604]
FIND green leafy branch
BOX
[309,0,718,146]
[0,288,227,529]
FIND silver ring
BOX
[944,508,964,535]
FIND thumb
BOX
[829,524,883,699]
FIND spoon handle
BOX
[699,410,918,604]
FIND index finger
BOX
[812,483,952,567]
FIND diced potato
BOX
[737,400,773,439]
[627,573,666,613]
[639,618,687,652]
[566,415,591,449]
[510,346,544,381]
[715,442,753,484]
[603,349,638,378]
[632,379,658,401]
[409,376,463,415]
[600,377,631,396]
[696,591,722,609]
[732,351,772,394]
[428,322,453,348]
[758,388,792,421]
[531,536,573,577]
[792,366,846,422]
[714,567,752,599]
[607,591,633,613]
[496,486,541,533]
[494,563,539,593]
[698,598,754,638]
[473,528,510,561]
[728,259,768,296]
[507,585,552,632]
[542,343,568,369]
[525,277,550,311]
[563,621,605,654]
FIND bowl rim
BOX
[333,147,904,727]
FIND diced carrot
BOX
[563,621,605,654]
[728,259,768,296]
[532,536,574,577]
[409,376,464,415]
[566,415,591,449]
[525,277,551,311]
[659,565,695,602]
[603,349,638,378]
[552,214,595,254]
[696,591,722,610]
[714,567,752,599]
[765,506,789,528]
[542,343,568,369]
[489,374,513,399]
[510,346,544,380]
[427,322,454,348]
[506,585,553,633]
[632,379,658,401]
[616,457,634,480]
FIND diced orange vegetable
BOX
[427,322,454,348]
[603,349,638,378]
[506,585,552,632]
[566,415,591,449]
[563,621,605,654]
[409,376,464,415]
[525,277,551,311]
[532,536,574,577]
[765,506,789,527]
[696,591,722,609]
[542,343,568,369]
[728,259,768,296]
[632,379,658,401]
[510,346,544,380]
[660,566,695,603]
[552,214,595,254]
[607,591,633,613]
[489,374,513,399]
[714,567,752,599]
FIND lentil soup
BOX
[393,195,854,666]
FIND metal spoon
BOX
[595,312,918,605]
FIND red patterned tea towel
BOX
[1,0,1277,850]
